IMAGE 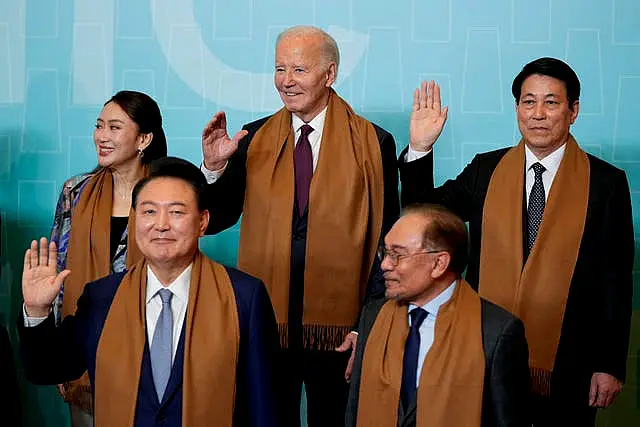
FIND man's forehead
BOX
[386,216,426,247]
[137,178,196,202]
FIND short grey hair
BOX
[276,26,340,74]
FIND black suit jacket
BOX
[399,148,634,400]
[204,114,400,318]
[19,267,280,427]
[345,296,531,427]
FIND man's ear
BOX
[199,210,210,236]
[325,62,337,88]
[430,252,451,279]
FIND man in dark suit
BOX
[345,204,531,427]
[198,26,399,426]
[0,215,23,426]
[18,157,279,427]
[400,57,634,426]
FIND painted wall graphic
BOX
[0,1,638,425]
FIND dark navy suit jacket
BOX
[19,266,280,427]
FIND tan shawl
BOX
[238,89,384,349]
[357,280,485,427]
[94,252,239,426]
[62,168,145,410]
[479,136,589,395]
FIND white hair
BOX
[276,26,340,73]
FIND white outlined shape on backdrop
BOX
[151,0,369,112]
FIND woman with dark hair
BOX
[49,90,167,426]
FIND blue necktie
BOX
[150,288,173,401]
[400,307,428,412]
[527,162,546,253]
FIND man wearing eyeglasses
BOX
[345,204,531,427]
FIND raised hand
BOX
[201,111,249,171]
[22,238,70,317]
[409,80,449,152]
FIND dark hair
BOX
[402,204,469,276]
[106,91,167,164]
[511,57,581,106]
[132,157,208,211]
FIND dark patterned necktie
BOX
[400,307,428,412]
[294,124,314,216]
[527,162,546,252]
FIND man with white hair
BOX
[198,25,402,426]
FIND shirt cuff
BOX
[200,161,227,184]
[405,146,431,162]
[23,304,50,327]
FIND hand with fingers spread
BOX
[22,237,70,318]
[410,80,449,152]
[201,111,249,171]
[589,372,623,408]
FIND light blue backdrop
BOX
[0,1,638,425]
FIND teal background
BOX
[0,0,638,425]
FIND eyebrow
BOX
[139,201,188,207]
[96,118,126,124]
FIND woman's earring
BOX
[138,148,144,158]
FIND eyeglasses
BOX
[377,246,445,266]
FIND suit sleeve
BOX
[593,169,634,381]
[489,316,531,427]
[18,289,91,385]
[0,325,22,426]
[203,127,251,235]
[244,280,280,427]
[357,129,400,328]
[398,149,484,222]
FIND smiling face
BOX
[93,101,151,169]
[135,177,209,269]
[274,33,336,122]
[516,74,579,159]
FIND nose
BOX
[380,254,394,272]
[94,127,107,142]
[532,102,546,119]
[282,70,295,87]
[154,209,170,231]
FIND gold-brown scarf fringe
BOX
[278,323,352,350]
[531,367,552,396]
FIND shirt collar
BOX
[145,263,193,305]
[409,280,457,319]
[524,143,566,176]
[291,105,328,134]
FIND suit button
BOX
[157,414,167,424]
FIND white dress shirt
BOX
[24,264,193,362]
[408,280,457,387]
[524,143,566,205]
[201,107,328,183]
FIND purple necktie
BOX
[294,124,314,216]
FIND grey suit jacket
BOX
[345,295,531,427]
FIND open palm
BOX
[22,237,70,316]
[409,80,449,152]
[201,111,248,171]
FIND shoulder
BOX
[61,173,94,193]
[82,271,127,304]
[224,266,267,301]
[370,122,393,143]
[475,147,511,166]
[480,298,524,336]
[242,115,273,135]
[586,153,628,182]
